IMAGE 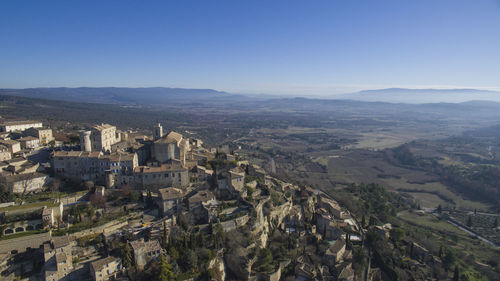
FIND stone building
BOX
[43,236,73,281]
[0,144,11,161]
[0,120,43,132]
[23,127,54,145]
[151,131,189,164]
[133,163,189,189]
[0,172,49,194]
[158,187,183,217]
[323,238,346,267]
[0,157,39,175]
[217,167,246,198]
[153,123,163,141]
[129,239,163,270]
[0,139,21,154]
[90,123,121,152]
[90,256,122,281]
[52,151,138,184]
[18,136,40,149]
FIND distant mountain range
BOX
[1,87,500,105]
[0,87,249,106]
[336,88,500,104]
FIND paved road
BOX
[429,213,499,248]
[445,218,498,248]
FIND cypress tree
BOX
[453,266,459,281]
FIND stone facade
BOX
[23,127,54,145]
[0,172,49,194]
[18,136,40,149]
[90,256,122,281]
[133,164,188,189]
[0,120,43,132]
[151,131,189,164]
[158,187,183,217]
[0,139,21,154]
[91,124,121,152]
[43,236,73,281]
[52,151,138,184]
[129,239,163,270]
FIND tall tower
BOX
[153,123,163,141]
[79,130,92,152]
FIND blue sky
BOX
[1,0,499,95]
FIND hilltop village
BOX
[0,120,443,281]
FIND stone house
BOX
[18,136,40,149]
[0,120,43,132]
[23,127,54,145]
[158,187,183,217]
[90,256,122,281]
[91,123,121,152]
[323,238,346,268]
[132,163,188,189]
[0,144,11,161]
[43,236,73,281]
[0,172,50,194]
[129,239,163,270]
[0,139,21,154]
[188,190,217,223]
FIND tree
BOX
[0,183,15,203]
[90,193,106,208]
[156,255,175,281]
[453,266,459,281]
[255,248,273,272]
[161,222,168,249]
[146,190,154,209]
[494,217,498,228]
[122,243,133,269]
[467,216,472,227]
[437,205,442,214]
[389,227,405,243]
[442,248,457,271]
[183,249,198,271]
[361,215,366,227]
[50,178,62,192]
[369,215,376,226]
[84,181,95,190]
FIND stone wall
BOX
[69,220,128,239]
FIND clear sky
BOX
[1,0,499,95]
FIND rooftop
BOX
[129,239,162,253]
[44,236,71,253]
[18,136,39,141]
[0,120,42,126]
[159,187,183,200]
[0,139,20,145]
[134,163,186,173]
[156,131,183,144]
[92,123,115,131]
[188,190,215,205]
[0,172,47,183]
[326,239,346,255]
[91,256,121,272]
